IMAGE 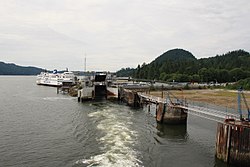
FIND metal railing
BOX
[138,92,240,123]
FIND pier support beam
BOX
[216,121,250,166]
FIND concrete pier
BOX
[216,120,250,166]
[156,102,187,124]
[78,87,94,101]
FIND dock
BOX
[138,92,188,124]
[77,73,118,101]
[118,86,250,166]
[57,81,75,94]
[75,76,250,167]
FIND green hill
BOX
[117,48,250,83]
[116,67,135,77]
[133,48,199,81]
[153,48,196,63]
[0,61,44,75]
[199,50,250,70]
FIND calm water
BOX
[0,76,227,167]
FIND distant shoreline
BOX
[0,74,39,76]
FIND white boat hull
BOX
[36,71,75,87]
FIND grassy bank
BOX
[150,89,250,111]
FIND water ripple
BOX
[75,106,142,167]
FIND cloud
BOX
[0,0,250,71]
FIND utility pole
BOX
[84,53,86,72]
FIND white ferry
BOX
[36,69,76,87]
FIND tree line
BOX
[117,49,250,83]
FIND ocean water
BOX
[0,76,228,167]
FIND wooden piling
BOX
[216,120,250,166]
[118,88,142,108]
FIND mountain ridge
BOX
[0,61,44,75]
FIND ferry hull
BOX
[36,71,75,87]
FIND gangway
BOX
[180,104,239,123]
[138,92,240,123]
[137,91,249,166]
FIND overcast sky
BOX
[0,0,250,71]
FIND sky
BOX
[0,0,250,71]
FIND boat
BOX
[36,69,76,87]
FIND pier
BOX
[57,81,74,94]
[118,86,250,166]
[138,92,188,124]
[77,72,118,101]
[75,75,250,167]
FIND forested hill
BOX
[153,49,196,63]
[117,49,250,83]
[0,61,43,75]
[199,50,250,70]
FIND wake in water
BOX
[75,105,142,167]
[42,97,75,101]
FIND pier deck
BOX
[138,92,240,123]
[136,92,249,166]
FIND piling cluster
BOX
[118,87,188,124]
[216,120,250,166]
